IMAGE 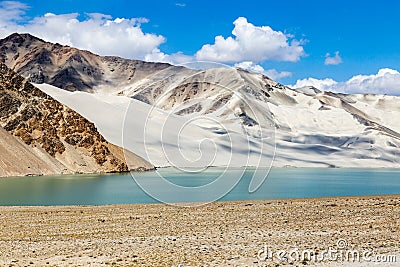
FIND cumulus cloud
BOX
[0,2,165,59]
[144,48,194,64]
[324,51,342,65]
[195,17,305,63]
[0,3,304,72]
[234,61,292,80]
[291,77,337,90]
[291,68,400,95]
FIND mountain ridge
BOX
[0,32,173,92]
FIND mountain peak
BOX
[1,33,46,45]
[0,34,173,92]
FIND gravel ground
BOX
[0,195,399,266]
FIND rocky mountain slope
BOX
[0,33,173,92]
[0,63,154,177]
[1,33,399,168]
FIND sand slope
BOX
[37,78,400,168]
[0,127,68,177]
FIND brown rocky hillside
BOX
[0,63,154,177]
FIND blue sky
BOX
[1,0,400,94]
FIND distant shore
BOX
[0,168,153,179]
[2,165,400,179]
[0,195,399,266]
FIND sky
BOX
[0,0,400,95]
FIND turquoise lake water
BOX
[0,168,399,206]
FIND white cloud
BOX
[0,2,165,60]
[291,77,337,90]
[195,17,305,63]
[0,4,304,73]
[144,48,194,64]
[234,61,292,80]
[175,3,187,7]
[263,69,293,80]
[291,68,400,95]
[0,1,29,23]
[324,51,342,65]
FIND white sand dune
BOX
[36,69,400,168]
[0,127,68,177]
[37,83,274,168]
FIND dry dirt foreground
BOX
[0,195,399,267]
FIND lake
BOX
[0,168,399,206]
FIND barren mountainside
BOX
[0,63,154,177]
[0,33,173,92]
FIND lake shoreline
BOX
[2,165,400,179]
[0,168,154,179]
[1,194,399,266]
[2,193,400,207]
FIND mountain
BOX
[0,63,154,177]
[0,33,173,92]
[1,33,400,168]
